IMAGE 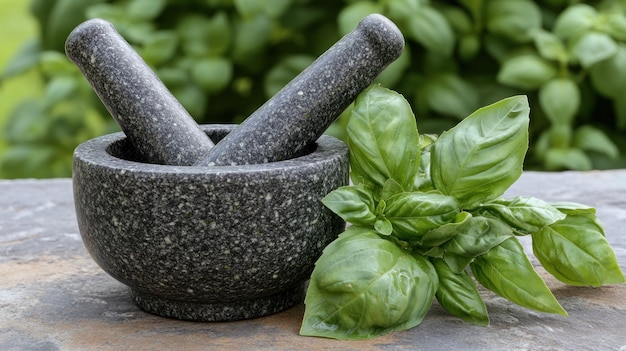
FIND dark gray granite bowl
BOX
[73,125,348,321]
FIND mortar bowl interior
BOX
[72,124,349,321]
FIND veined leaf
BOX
[430,96,530,209]
[471,237,567,315]
[418,211,472,248]
[385,192,460,240]
[479,197,566,234]
[532,214,625,286]
[347,86,421,191]
[432,258,489,326]
[322,186,376,227]
[301,228,438,340]
[442,216,514,272]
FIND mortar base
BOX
[130,284,306,321]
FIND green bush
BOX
[2,0,626,178]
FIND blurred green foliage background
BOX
[2,0,626,179]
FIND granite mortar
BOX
[72,125,349,321]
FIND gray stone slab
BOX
[195,14,404,166]
[66,19,214,166]
[1,171,625,350]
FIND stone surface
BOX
[195,14,404,167]
[65,18,214,166]
[71,125,348,321]
[1,171,626,350]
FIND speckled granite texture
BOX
[195,14,404,167]
[66,18,214,166]
[72,125,348,321]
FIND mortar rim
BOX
[73,124,348,176]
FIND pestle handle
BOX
[195,14,404,166]
[66,19,214,166]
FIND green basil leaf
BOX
[432,258,489,326]
[381,178,404,201]
[423,73,480,120]
[539,78,580,126]
[532,214,626,286]
[533,29,568,63]
[127,0,166,21]
[478,197,566,235]
[486,0,542,43]
[233,15,272,62]
[301,228,438,340]
[191,58,233,93]
[42,76,78,109]
[550,201,597,219]
[374,218,393,236]
[347,86,421,191]
[178,12,231,58]
[605,12,626,41]
[337,1,384,36]
[405,5,455,56]
[589,45,626,99]
[233,0,291,19]
[553,4,597,39]
[442,217,514,273]
[418,211,472,248]
[385,192,460,240]
[471,237,567,316]
[497,54,557,90]
[573,125,619,159]
[322,185,376,226]
[571,32,617,68]
[139,30,179,66]
[0,39,40,82]
[543,148,592,171]
[430,96,530,209]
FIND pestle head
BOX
[195,13,404,167]
[65,18,214,166]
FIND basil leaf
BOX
[442,216,514,273]
[550,201,597,219]
[347,85,421,191]
[432,258,489,326]
[322,185,376,226]
[385,192,460,240]
[381,178,404,201]
[374,218,393,236]
[539,77,580,126]
[430,96,530,209]
[553,4,596,39]
[532,214,626,286]
[572,32,617,68]
[301,228,438,340]
[471,237,567,316]
[479,197,566,235]
[418,211,472,247]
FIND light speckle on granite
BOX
[1,171,626,350]
[65,18,214,166]
[71,125,349,321]
[194,14,404,167]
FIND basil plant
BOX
[300,86,625,340]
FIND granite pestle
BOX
[194,14,404,166]
[65,18,214,166]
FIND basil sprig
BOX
[300,85,625,340]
